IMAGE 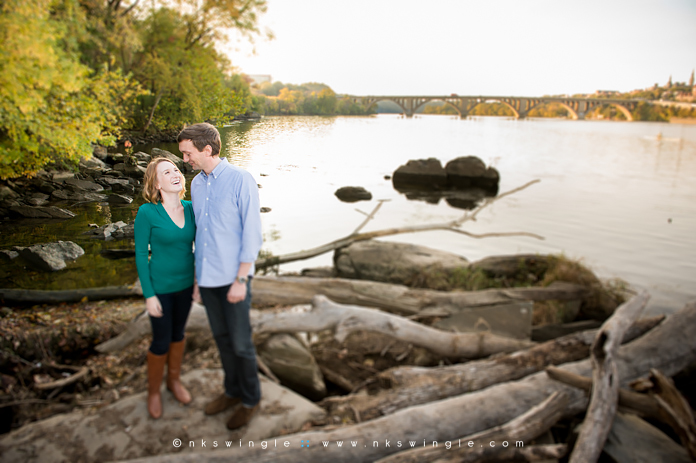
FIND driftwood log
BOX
[375,391,569,463]
[569,291,648,463]
[322,315,663,421]
[0,285,141,305]
[547,366,696,460]
[97,291,547,356]
[112,300,696,463]
[252,276,588,314]
[253,295,534,359]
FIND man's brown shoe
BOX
[204,393,241,415]
[226,403,260,430]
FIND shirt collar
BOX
[204,157,229,179]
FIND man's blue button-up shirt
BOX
[191,158,263,288]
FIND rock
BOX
[0,250,19,261]
[384,175,391,180]
[445,156,500,190]
[113,163,127,172]
[110,222,134,240]
[132,151,151,163]
[258,334,326,401]
[392,158,448,189]
[300,267,336,278]
[0,369,326,463]
[50,171,75,183]
[9,206,52,218]
[36,207,76,219]
[334,186,372,202]
[107,194,133,205]
[50,189,70,200]
[64,178,104,192]
[0,186,19,200]
[111,182,135,194]
[79,155,110,171]
[92,145,108,161]
[469,254,550,280]
[124,164,146,178]
[151,147,190,173]
[432,301,534,340]
[26,193,50,206]
[334,240,469,285]
[18,241,84,271]
[34,180,56,195]
[107,153,125,165]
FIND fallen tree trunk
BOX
[569,291,649,463]
[252,276,588,314]
[254,295,534,359]
[376,391,569,463]
[0,285,141,305]
[114,300,696,463]
[322,315,663,422]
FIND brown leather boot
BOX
[166,338,192,405]
[147,351,167,419]
[226,403,260,430]
[205,393,241,415]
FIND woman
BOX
[134,157,196,419]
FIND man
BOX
[178,123,264,430]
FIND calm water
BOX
[2,115,695,316]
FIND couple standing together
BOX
[133,123,263,430]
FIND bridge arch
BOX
[413,98,462,117]
[585,102,634,121]
[470,99,519,118]
[526,100,579,120]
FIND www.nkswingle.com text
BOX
[173,437,525,451]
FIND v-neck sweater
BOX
[134,200,196,298]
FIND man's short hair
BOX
[177,122,221,157]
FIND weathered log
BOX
[647,369,696,461]
[547,366,696,460]
[545,366,661,418]
[375,391,569,463]
[252,276,588,314]
[321,315,663,421]
[569,290,649,463]
[0,285,141,305]
[255,295,534,359]
[111,300,696,463]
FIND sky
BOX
[224,0,696,97]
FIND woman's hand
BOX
[192,281,202,304]
[146,296,163,317]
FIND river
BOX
[2,114,695,316]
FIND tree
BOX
[0,0,136,179]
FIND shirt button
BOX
[206,197,209,200]
[208,182,211,186]
[204,243,207,246]
[205,228,207,231]
[203,257,207,261]
[205,213,208,216]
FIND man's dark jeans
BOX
[200,281,260,407]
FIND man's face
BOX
[179,139,208,171]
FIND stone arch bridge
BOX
[350,95,646,120]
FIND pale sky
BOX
[224,0,696,97]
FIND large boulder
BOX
[0,185,20,201]
[392,158,448,189]
[334,186,372,202]
[0,369,326,463]
[469,254,550,280]
[334,240,469,285]
[18,241,84,271]
[257,333,326,400]
[151,147,191,173]
[445,156,499,190]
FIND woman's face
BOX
[155,161,183,194]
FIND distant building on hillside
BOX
[247,74,272,86]
[594,90,619,97]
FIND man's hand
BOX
[146,296,163,317]
[227,281,247,304]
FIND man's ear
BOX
[204,145,213,156]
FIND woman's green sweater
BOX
[134,200,195,298]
